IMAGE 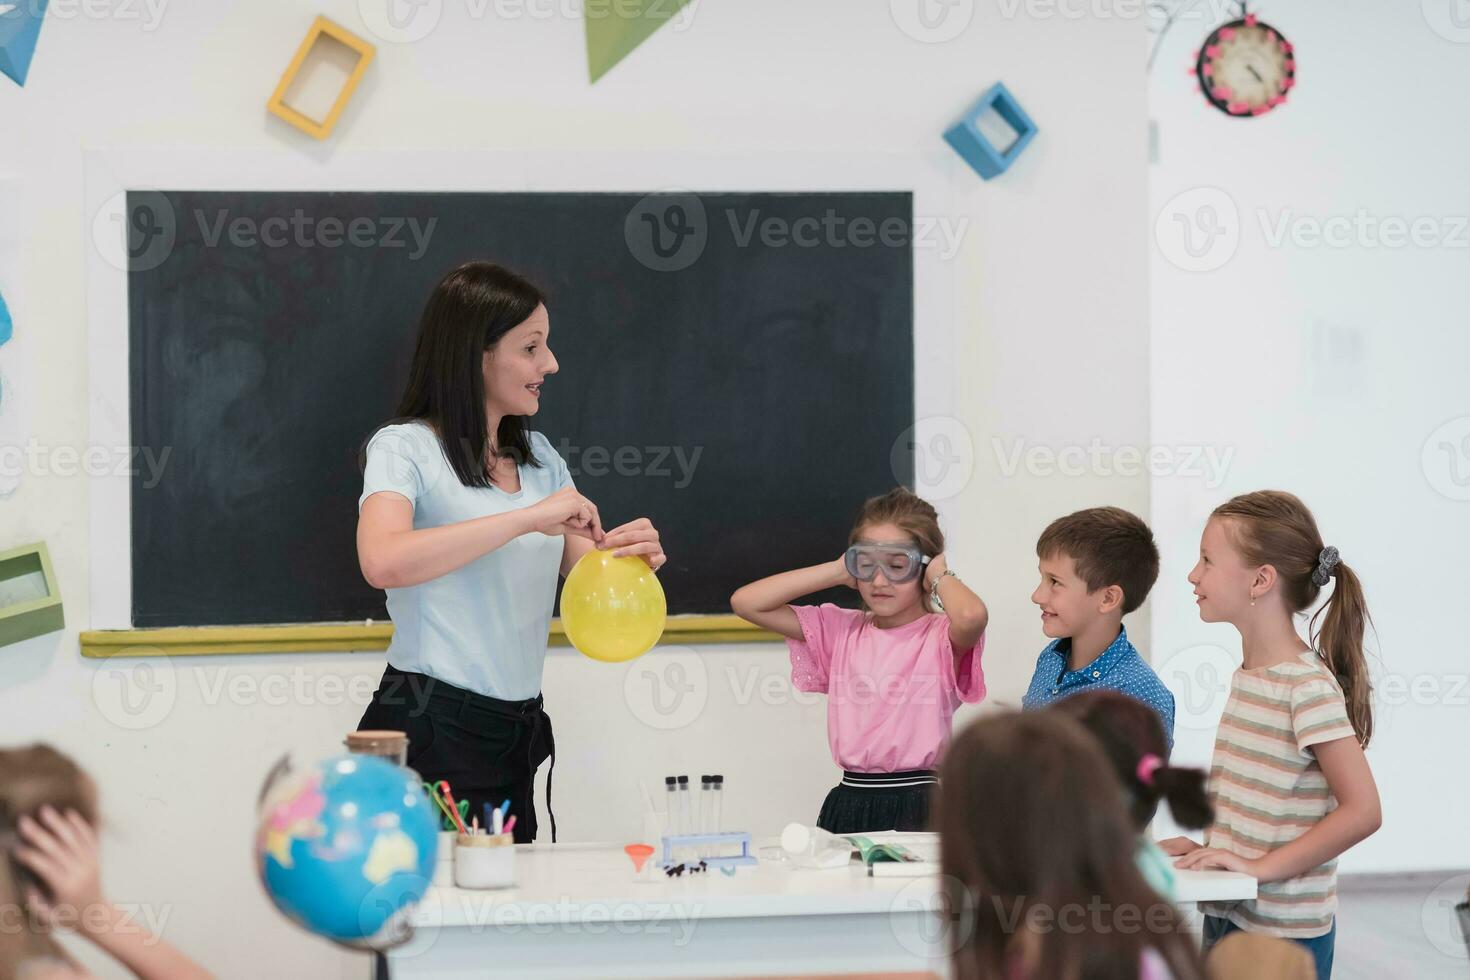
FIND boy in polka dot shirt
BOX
[1021,507,1176,746]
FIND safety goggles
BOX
[843,544,931,584]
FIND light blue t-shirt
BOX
[359,421,572,701]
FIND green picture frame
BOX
[0,541,64,648]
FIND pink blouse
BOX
[787,603,986,773]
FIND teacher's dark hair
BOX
[388,261,548,489]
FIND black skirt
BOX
[357,665,556,843]
[815,769,937,834]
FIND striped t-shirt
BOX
[1198,651,1357,939]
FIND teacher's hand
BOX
[528,487,604,542]
[600,517,666,572]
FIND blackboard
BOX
[128,191,914,627]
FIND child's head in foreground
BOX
[0,745,99,975]
[1048,689,1213,833]
[938,711,1203,980]
[1032,506,1160,640]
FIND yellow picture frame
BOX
[79,615,780,658]
[266,16,376,140]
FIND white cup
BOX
[454,833,516,889]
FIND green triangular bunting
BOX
[585,0,693,83]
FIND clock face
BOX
[1196,14,1294,117]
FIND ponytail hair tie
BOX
[1135,754,1164,787]
[1312,546,1341,587]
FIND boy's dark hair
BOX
[1036,506,1160,615]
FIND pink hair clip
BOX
[1136,754,1164,786]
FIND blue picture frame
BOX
[943,82,1039,181]
[0,0,49,87]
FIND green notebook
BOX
[843,835,925,866]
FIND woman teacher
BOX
[354,262,667,843]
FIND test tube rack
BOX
[660,832,758,869]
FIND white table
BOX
[387,841,1255,979]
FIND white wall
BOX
[0,1,1150,976]
[1148,0,1470,872]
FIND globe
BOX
[255,754,439,947]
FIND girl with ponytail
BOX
[1161,490,1382,980]
[1050,689,1213,900]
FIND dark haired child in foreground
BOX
[939,711,1205,980]
[1022,507,1176,744]
[732,487,988,833]
[1049,689,1213,900]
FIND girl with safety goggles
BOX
[730,487,990,834]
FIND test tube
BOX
[664,776,678,838]
[677,775,690,837]
[676,776,691,862]
[705,775,717,852]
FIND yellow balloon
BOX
[560,550,667,663]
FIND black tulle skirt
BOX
[815,769,938,834]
